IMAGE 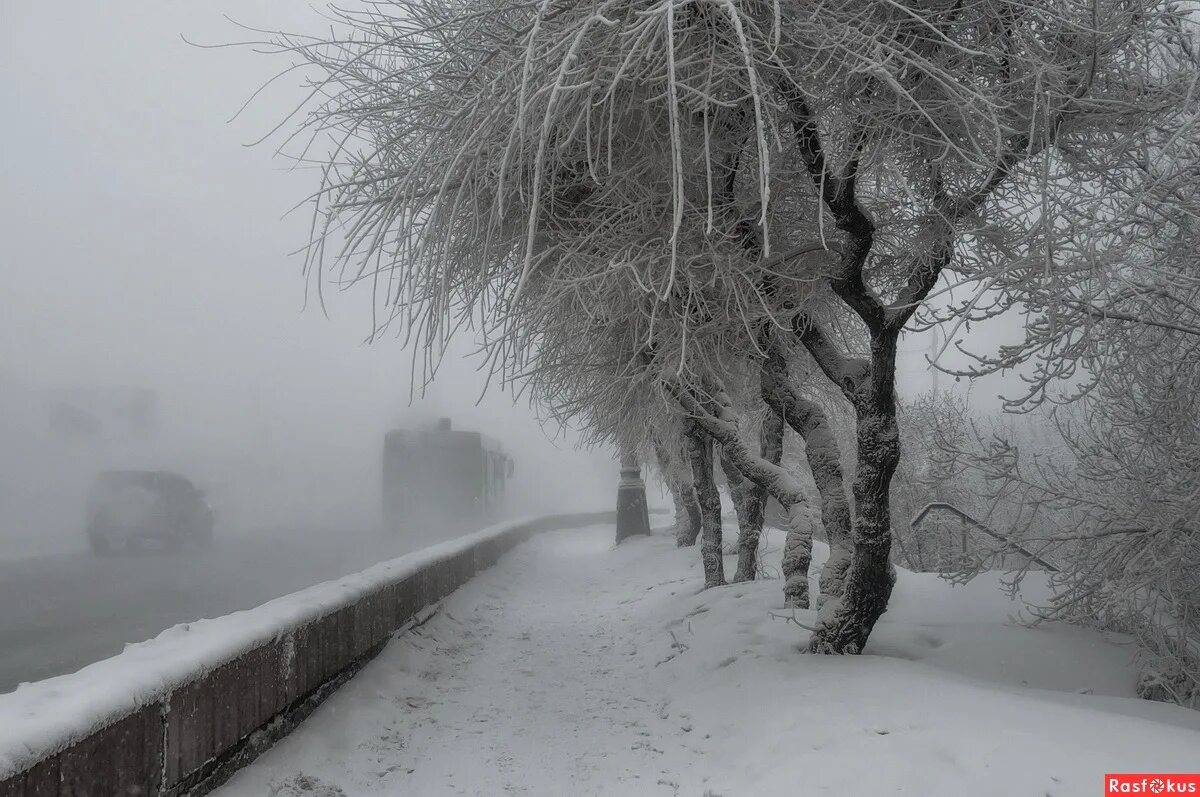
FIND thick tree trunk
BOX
[719,409,784,582]
[808,334,901,654]
[687,426,725,588]
[761,347,854,604]
[669,484,688,541]
[655,440,701,546]
[780,502,812,608]
[719,456,754,575]
[669,473,702,548]
[679,484,702,547]
[818,540,853,605]
[799,417,852,602]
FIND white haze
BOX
[0,2,616,559]
[0,1,1026,561]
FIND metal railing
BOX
[909,502,1061,572]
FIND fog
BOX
[0,0,1021,696]
[2,3,1197,788]
[0,2,618,560]
[0,2,1029,563]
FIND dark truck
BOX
[382,418,513,533]
[85,470,214,553]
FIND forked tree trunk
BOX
[686,425,725,588]
[808,334,902,654]
[761,350,853,604]
[664,379,810,591]
[719,409,784,582]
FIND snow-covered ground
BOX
[218,524,1200,797]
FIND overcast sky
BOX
[0,2,617,550]
[2,2,397,397]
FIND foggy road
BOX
[0,525,463,694]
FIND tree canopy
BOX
[268,0,1200,654]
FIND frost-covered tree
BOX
[652,427,702,547]
[889,390,977,572]
[266,0,1200,653]
[935,359,1200,706]
[932,265,1200,706]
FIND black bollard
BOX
[615,446,651,544]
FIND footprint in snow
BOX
[268,773,346,797]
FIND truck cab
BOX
[381,418,513,533]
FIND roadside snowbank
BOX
[219,524,1200,797]
[0,516,548,780]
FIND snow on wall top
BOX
[0,516,545,780]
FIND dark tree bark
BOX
[779,80,953,652]
[818,347,901,652]
[686,423,725,588]
[795,321,902,653]
[775,53,1032,650]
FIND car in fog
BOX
[85,470,214,553]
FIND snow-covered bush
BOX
[938,349,1200,707]
[889,391,979,572]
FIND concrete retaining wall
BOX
[0,512,613,796]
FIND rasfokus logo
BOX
[1106,774,1200,794]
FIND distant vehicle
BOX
[382,418,514,533]
[85,470,214,553]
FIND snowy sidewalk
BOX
[219,525,1200,797]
